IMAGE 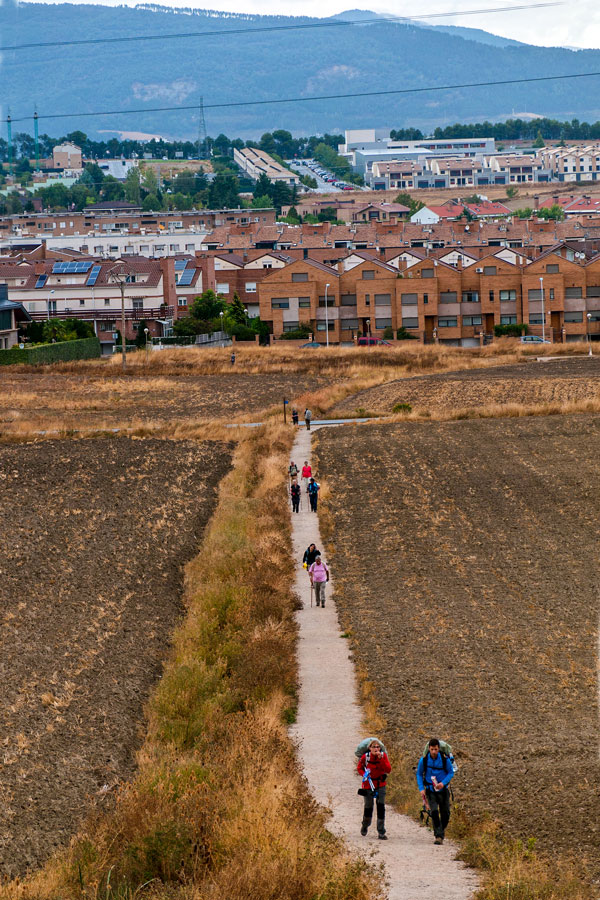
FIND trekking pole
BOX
[310,582,313,607]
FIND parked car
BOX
[357,337,392,346]
[300,341,321,348]
[342,185,354,190]
[519,335,551,343]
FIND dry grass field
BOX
[314,416,600,877]
[333,356,600,418]
[0,436,232,876]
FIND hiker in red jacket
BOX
[301,461,312,492]
[357,740,392,839]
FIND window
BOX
[170,245,180,252]
[546,263,559,273]
[401,293,418,305]
[375,317,392,328]
[140,245,149,253]
[500,315,517,324]
[565,287,582,299]
[483,266,497,276]
[564,311,583,322]
[364,294,370,306]
[528,289,543,301]
[318,296,335,306]
[362,270,375,280]
[178,297,187,307]
[245,282,257,293]
[341,318,359,330]
[271,299,289,309]
[438,317,458,327]
[292,272,308,282]
[489,291,494,303]
[423,293,429,304]
[421,268,434,278]
[94,246,103,254]
[79,299,85,306]
[316,321,334,331]
[0,310,12,330]
[341,294,357,306]
[298,298,311,308]
[104,298,110,306]
[587,311,600,321]
[217,283,229,293]
[440,291,457,302]
[500,290,516,301]
[283,321,300,332]
[462,291,479,303]
[549,289,555,300]
[463,316,482,326]
[402,317,419,329]
[375,293,391,305]
[529,315,544,324]
[186,244,195,251]
[587,286,600,297]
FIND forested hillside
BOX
[2,2,600,138]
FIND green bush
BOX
[494,323,528,338]
[382,326,394,340]
[396,327,418,340]
[393,403,412,413]
[279,324,312,340]
[0,337,101,366]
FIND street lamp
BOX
[244,306,249,326]
[109,263,133,372]
[219,310,224,334]
[365,318,371,343]
[144,326,150,363]
[587,312,593,356]
[539,276,546,343]
[324,282,330,347]
[47,289,55,320]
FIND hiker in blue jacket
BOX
[416,738,455,845]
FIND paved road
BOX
[289,160,342,192]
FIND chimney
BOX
[553,195,559,205]
[533,195,540,210]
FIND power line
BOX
[6,69,600,124]
[0,3,562,52]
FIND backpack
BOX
[355,737,387,759]
[421,740,457,779]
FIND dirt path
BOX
[289,425,478,900]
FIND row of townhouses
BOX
[3,238,600,350]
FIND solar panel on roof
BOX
[87,265,101,286]
[52,261,93,274]
[35,274,48,288]
[174,259,187,270]
[177,269,195,286]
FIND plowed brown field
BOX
[0,436,231,876]
[314,416,600,872]
[333,357,600,416]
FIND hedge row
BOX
[0,337,101,366]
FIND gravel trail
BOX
[289,425,478,900]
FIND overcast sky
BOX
[25,0,600,49]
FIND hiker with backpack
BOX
[416,738,456,845]
[356,738,391,840]
[289,461,299,480]
[307,477,320,512]
[301,461,312,493]
[304,408,312,430]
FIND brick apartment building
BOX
[258,245,600,345]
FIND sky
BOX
[20,0,600,49]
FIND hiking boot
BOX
[360,822,369,836]
[378,833,388,840]
[434,836,443,845]
[315,601,320,607]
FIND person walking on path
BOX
[416,738,455,845]
[307,477,320,512]
[230,351,236,365]
[292,407,299,426]
[308,554,329,607]
[357,740,392,840]
[301,461,312,493]
[302,543,320,569]
[289,461,299,480]
[304,408,312,430]
[290,478,301,514]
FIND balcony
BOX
[29,306,174,322]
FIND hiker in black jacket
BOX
[302,543,320,568]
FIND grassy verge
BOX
[1,424,377,900]
[315,434,594,900]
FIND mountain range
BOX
[2,2,600,140]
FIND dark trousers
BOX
[292,496,300,513]
[362,785,386,834]
[305,419,311,430]
[309,493,318,512]
[425,787,450,838]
